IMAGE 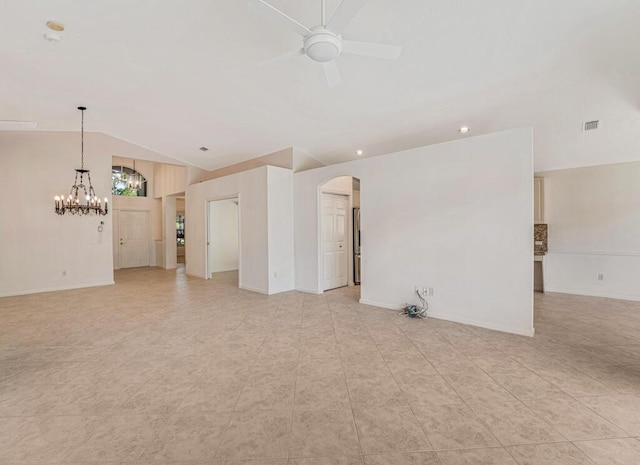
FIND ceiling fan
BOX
[250,0,402,87]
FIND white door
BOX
[119,211,150,268]
[322,193,348,291]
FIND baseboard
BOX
[238,284,269,295]
[295,287,323,295]
[544,287,640,302]
[426,311,535,337]
[359,298,535,337]
[359,298,403,310]
[0,281,115,298]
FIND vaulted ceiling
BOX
[1,0,639,171]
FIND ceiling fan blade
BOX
[342,40,402,60]
[249,0,312,37]
[327,0,369,33]
[262,48,305,66]
[322,61,341,88]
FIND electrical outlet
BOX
[597,273,604,281]
[428,287,435,297]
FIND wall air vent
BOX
[199,147,209,152]
[583,120,599,131]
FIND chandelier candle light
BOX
[54,106,108,216]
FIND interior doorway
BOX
[206,197,239,284]
[118,210,150,268]
[320,176,361,292]
[176,197,185,265]
[322,193,349,290]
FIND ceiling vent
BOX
[199,147,209,152]
[583,120,599,131]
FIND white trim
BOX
[239,284,269,295]
[544,288,640,302]
[359,298,535,337]
[295,286,323,295]
[0,281,115,298]
[358,298,403,310]
[427,311,536,337]
[547,251,640,257]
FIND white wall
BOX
[163,195,177,270]
[208,199,239,273]
[0,132,114,296]
[267,166,295,294]
[186,166,294,295]
[294,128,534,336]
[541,162,640,301]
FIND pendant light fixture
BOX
[54,106,108,216]
[127,159,142,190]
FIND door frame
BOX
[319,188,352,292]
[205,195,241,284]
[117,209,151,269]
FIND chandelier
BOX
[127,159,142,190]
[54,106,108,216]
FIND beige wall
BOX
[539,161,640,300]
[200,148,292,182]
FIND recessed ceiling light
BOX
[459,126,470,134]
[46,21,65,32]
[199,147,209,152]
[356,149,364,156]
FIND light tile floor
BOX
[1,266,640,464]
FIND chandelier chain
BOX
[80,107,84,170]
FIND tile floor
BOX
[1,266,640,464]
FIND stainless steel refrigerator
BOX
[353,207,361,284]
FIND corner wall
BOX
[0,132,114,296]
[540,162,640,301]
[294,128,534,336]
[185,166,294,295]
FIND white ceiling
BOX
[1,0,639,171]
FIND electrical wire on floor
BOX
[400,289,429,319]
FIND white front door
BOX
[119,211,150,268]
[322,193,348,291]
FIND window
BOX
[176,214,185,246]
[112,165,147,197]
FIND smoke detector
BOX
[44,20,64,42]
[583,120,599,131]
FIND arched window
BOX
[112,165,147,197]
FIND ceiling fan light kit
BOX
[305,28,342,62]
[250,0,402,87]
